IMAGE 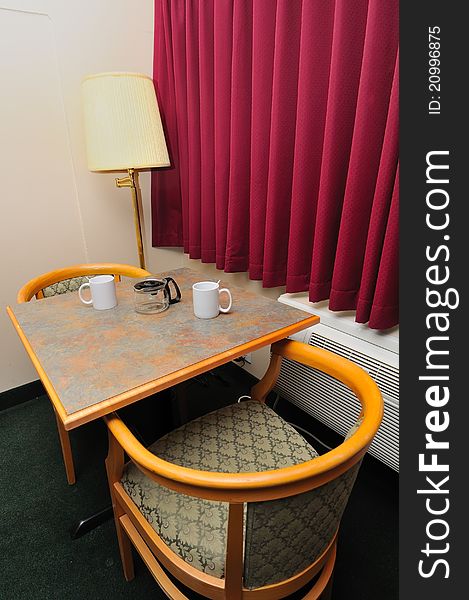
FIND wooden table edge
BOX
[7,304,318,431]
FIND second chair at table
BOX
[17,263,151,485]
[104,339,383,599]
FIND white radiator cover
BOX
[276,295,399,471]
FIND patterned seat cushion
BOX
[42,276,90,297]
[121,401,319,580]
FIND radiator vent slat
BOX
[308,333,399,403]
[275,330,399,472]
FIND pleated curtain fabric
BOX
[151,0,399,329]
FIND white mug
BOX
[78,275,117,310]
[192,281,232,319]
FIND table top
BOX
[8,267,319,430]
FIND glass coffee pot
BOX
[133,277,181,314]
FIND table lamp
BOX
[82,72,170,269]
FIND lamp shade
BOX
[82,72,170,171]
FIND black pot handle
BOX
[164,277,181,304]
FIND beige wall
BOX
[0,0,183,392]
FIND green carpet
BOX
[0,366,398,599]
[0,396,160,600]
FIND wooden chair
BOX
[104,339,383,599]
[17,263,151,485]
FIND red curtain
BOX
[152,0,399,329]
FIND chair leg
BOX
[54,410,76,485]
[304,543,336,600]
[113,496,135,581]
[320,574,334,600]
[105,428,135,581]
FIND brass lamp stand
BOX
[115,169,145,270]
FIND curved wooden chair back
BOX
[105,339,383,599]
[17,263,150,303]
[18,263,151,485]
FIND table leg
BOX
[69,505,113,539]
[171,383,189,426]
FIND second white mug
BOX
[192,281,232,319]
[78,275,117,310]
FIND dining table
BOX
[7,266,319,535]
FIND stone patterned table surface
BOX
[8,268,319,428]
